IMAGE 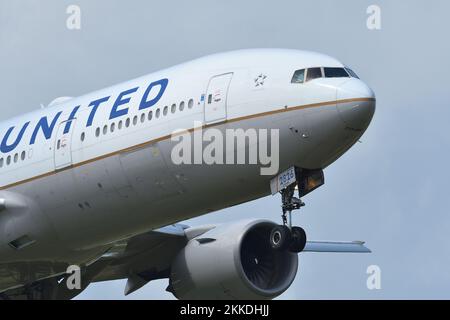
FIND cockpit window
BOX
[324,67,349,78]
[306,67,322,82]
[345,67,359,79]
[292,66,359,84]
[291,69,305,83]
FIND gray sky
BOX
[1,0,449,299]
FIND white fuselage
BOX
[0,49,375,291]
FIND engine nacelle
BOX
[169,220,298,300]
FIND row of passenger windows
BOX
[81,98,196,141]
[1,99,198,169]
[291,67,359,84]
[0,150,27,168]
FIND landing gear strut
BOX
[269,167,325,253]
[280,183,305,227]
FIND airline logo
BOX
[0,78,168,154]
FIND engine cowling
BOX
[169,220,298,300]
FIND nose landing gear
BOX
[269,183,307,253]
[269,167,324,253]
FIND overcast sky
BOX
[1,0,449,299]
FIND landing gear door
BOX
[204,73,233,124]
[270,167,324,196]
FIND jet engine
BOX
[169,220,298,299]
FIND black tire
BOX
[269,225,292,250]
[289,226,307,253]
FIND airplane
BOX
[0,48,375,300]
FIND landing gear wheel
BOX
[289,226,307,253]
[269,225,292,250]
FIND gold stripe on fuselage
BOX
[0,98,374,190]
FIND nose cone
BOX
[336,79,376,130]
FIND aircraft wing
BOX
[0,224,188,300]
[0,222,369,300]
[92,224,188,286]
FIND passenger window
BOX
[291,69,305,83]
[21,151,26,160]
[125,118,130,128]
[80,132,85,141]
[103,125,108,135]
[156,108,160,118]
[208,94,212,104]
[171,104,176,113]
[188,99,193,109]
[110,123,115,132]
[133,116,138,125]
[140,113,145,123]
[179,101,185,111]
[324,67,349,78]
[163,106,168,116]
[95,127,100,137]
[306,68,322,82]
[148,111,153,121]
[118,120,123,129]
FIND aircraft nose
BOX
[336,79,376,130]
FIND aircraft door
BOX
[54,119,76,170]
[204,73,233,124]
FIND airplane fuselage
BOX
[0,49,375,292]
